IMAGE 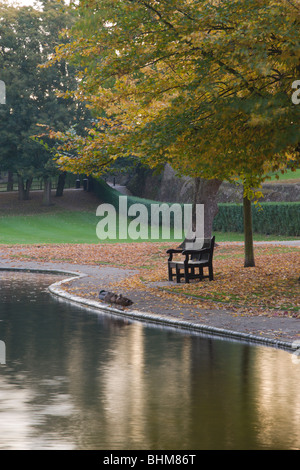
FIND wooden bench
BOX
[167,236,215,283]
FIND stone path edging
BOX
[0,265,295,352]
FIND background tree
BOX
[48,0,300,266]
[0,0,90,200]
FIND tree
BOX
[48,0,300,266]
[0,0,90,201]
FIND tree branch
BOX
[285,0,300,12]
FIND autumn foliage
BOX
[47,0,300,196]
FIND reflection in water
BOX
[0,272,299,450]
[255,349,300,449]
[0,377,33,450]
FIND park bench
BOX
[167,236,215,283]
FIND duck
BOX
[99,290,133,307]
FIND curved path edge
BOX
[0,265,295,353]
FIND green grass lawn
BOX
[0,210,298,244]
[268,168,300,182]
[0,211,100,244]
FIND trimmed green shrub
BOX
[213,204,244,233]
[213,202,300,236]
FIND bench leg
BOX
[209,264,214,281]
[176,265,181,283]
[168,264,173,281]
[184,264,189,283]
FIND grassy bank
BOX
[268,168,300,182]
[0,210,298,244]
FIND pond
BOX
[0,272,299,450]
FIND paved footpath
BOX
[1,243,299,351]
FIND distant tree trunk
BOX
[243,196,255,267]
[56,171,66,197]
[87,176,94,192]
[7,171,14,192]
[43,177,52,206]
[18,176,25,200]
[192,177,222,239]
[18,175,32,200]
[25,177,33,200]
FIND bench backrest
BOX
[179,236,215,262]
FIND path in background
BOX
[107,182,132,195]
[0,189,101,216]
[233,240,300,246]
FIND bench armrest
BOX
[167,248,183,262]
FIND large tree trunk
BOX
[7,171,14,192]
[18,175,32,200]
[243,196,255,267]
[56,171,66,197]
[192,177,222,239]
[43,177,52,206]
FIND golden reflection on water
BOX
[101,323,148,448]
[0,377,33,450]
[99,323,192,449]
[254,348,300,449]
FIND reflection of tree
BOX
[189,339,259,449]
[189,338,300,450]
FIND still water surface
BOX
[0,272,299,450]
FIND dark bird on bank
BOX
[99,290,133,307]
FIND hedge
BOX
[92,179,300,236]
[213,202,300,236]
